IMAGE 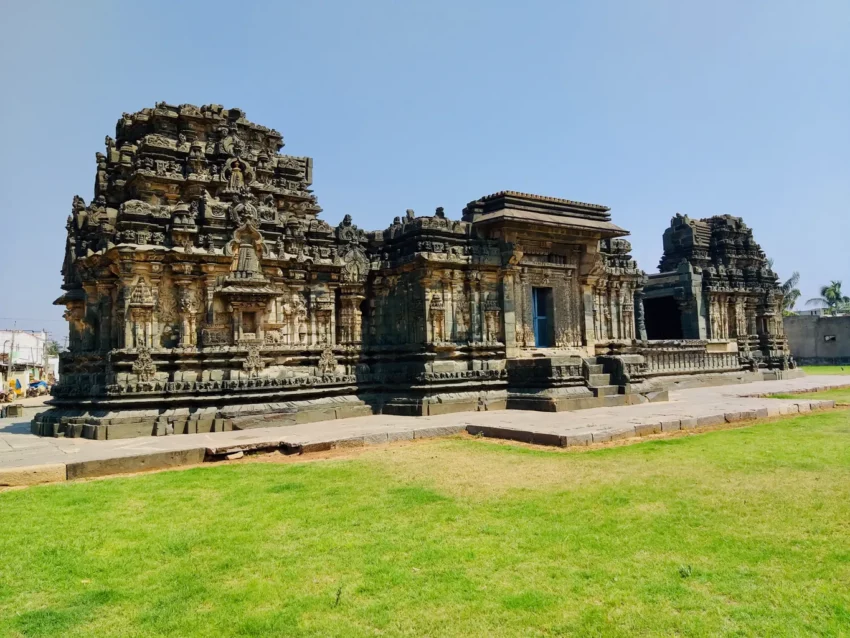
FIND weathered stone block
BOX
[696,414,726,427]
[335,405,373,419]
[415,425,465,439]
[427,401,478,416]
[196,418,214,433]
[299,441,333,454]
[106,421,156,440]
[610,428,636,441]
[5,405,23,418]
[635,423,661,436]
[528,432,562,446]
[296,408,337,424]
[645,391,669,403]
[563,432,592,446]
[679,417,699,429]
[660,420,681,432]
[66,448,205,480]
[334,437,366,449]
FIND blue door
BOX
[532,287,552,347]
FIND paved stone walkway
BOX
[1,375,848,486]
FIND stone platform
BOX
[2,375,848,486]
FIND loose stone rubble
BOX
[34,103,798,439]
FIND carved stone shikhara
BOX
[35,104,796,439]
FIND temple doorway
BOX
[532,287,553,347]
[644,296,683,339]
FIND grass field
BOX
[802,365,850,376]
[771,387,850,404]
[2,410,850,637]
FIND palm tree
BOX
[779,271,801,315]
[806,281,850,315]
[766,260,802,315]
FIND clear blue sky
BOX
[1,0,847,342]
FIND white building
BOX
[0,329,53,388]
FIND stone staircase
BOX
[583,358,630,407]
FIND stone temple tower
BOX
[36,103,796,440]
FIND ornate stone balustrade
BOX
[637,340,742,377]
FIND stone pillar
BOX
[502,269,518,357]
[96,283,113,351]
[201,265,217,326]
[634,287,647,341]
[582,282,597,349]
[468,272,481,342]
[517,270,528,347]
[441,274,454,342]
[453,272,465,343]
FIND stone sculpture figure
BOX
[229,161,245,191]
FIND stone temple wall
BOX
[643,213,795,370]
[34,103,796,439]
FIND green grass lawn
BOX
[802,365,850,376]
[771,387,850,405]
[2,411,850,637]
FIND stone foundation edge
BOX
[31,369,803,440]
[8,398,838,487]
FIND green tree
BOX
[806,281,850,315]
[45,340,61,356]
[766,259,802,315]
[779,271,801,315]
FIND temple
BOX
[34,104,798,439]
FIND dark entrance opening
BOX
[644,296,683,339]
[532,287,553,347]
[242,311,257,335]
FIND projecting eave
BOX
[470,209,629,238]
[53,289,86,306]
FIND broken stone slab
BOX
[205,440,284,456]
[465,425,533,444]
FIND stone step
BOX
[586,364,604,375]
[603,394,629,407]
[587,373,611,386]
[592,385,620,397]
